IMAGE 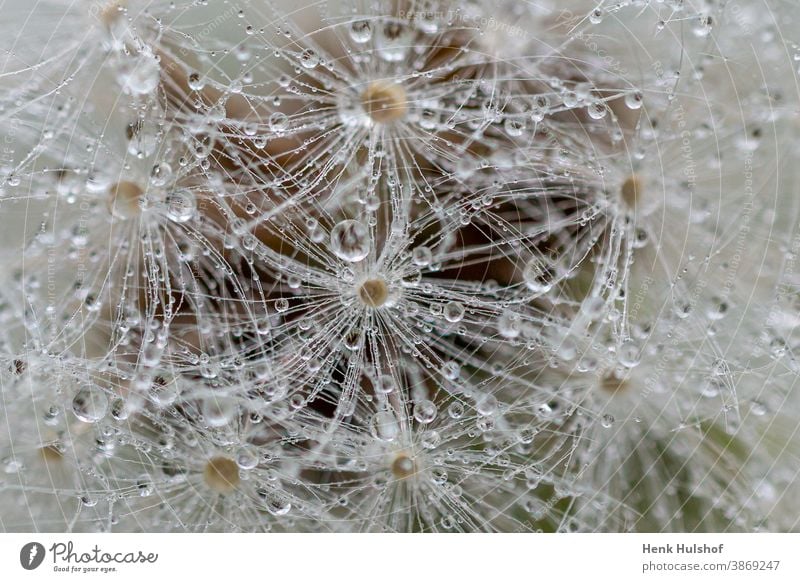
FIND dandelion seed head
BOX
[1,0,797,534]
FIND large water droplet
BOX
[349,20,372,43]
[268,112,289,134]
[443,301,465,323]
[236,445,260,470]
[376,375,396,394]
[265,495,292,516]
[617,342,640,368]
[624,91,643,110]
[523,259,554,293]
[72,386,109,423]
[476,394,498,417]
[412,246,432,267]
[413,400,437,424]
[166,189,196,223]
[299,49,319,69]
[375,22,411,62]
[120,52,160,95]
[202,398,237,428]
[370,411,399,441]
[498,309,523,339]
[330,220,370,262]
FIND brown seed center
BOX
[601,374,629,394]
[357,277,389,308]
[620,174,642,209]
[391,454,416,479]
[99,1,126,29]
[361,81,408,123]
[107,181,144,219]
[39,445,64,463]
[203,456,240,494]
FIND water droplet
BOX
[624,91,643,110]
[107,181,144,219]
[150,378,179,406]
[448,402,465,419]
[442,361,460,380]
[430,466,447,484]
[187,72,205,91]
[413,400,437,424]
[330,220,370,262]
[504,117,525,137]
[376,375,396,394]
[586,101,607,120]
[72,386,109,423]
[268,112,289,134]
[166,189,196,223]
[120,52,160,95]
[412,246,432,267]
[589,8,604,24]
[370,411,399,441]
[706,296,729,321]
[349,20,373,43]
[236,445,260,470]
[692,14,713,37]
[498,309,523,339]
[618,343,640,368]
[443,301,465,323]
[150,162,172,187]
[202,398,237,428]
[523,259,554,293]
[421,430,441,449]
[476,394,498,416]
[530,95,551,122]
[376,21,411,62]
[299,49,319,69]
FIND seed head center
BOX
[204,456,240,494]
[361,81,407,124]
[601,374,629,394]
[391,454,416,479]
[107,181,144,219]
[39,445,64,463]
[357,277,389,308]
[620,174,642,209]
